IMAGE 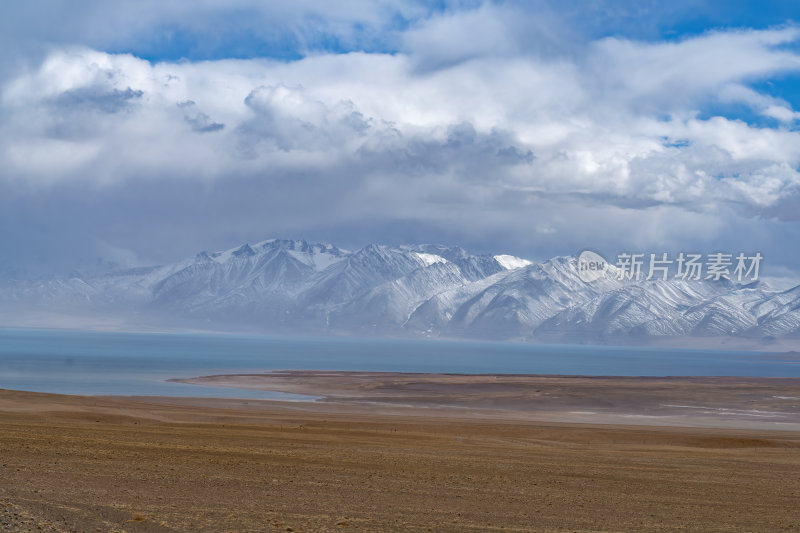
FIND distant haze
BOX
[1,238,798,350]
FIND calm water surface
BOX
[0,329,797,398]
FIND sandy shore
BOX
[172,371,800,430]
[1,380,800,532]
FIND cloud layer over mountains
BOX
[1,1,799,279]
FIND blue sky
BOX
[0,0,799,282]
[104,1,800,132]
[118,1,800,128]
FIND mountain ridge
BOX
[1,238,799,347]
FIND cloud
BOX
[53,86,143,114]
[0,0,431,74]
[239,84,370,152]
[588,27,800,106]
[184,107,225,133]
[2,27,799,201]
[0,3,800,277]
[402,4,522,69]
[718,84,800,123]
[185,113,224,133]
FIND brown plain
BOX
[1,372,800,532]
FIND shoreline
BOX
[168,370,800,431]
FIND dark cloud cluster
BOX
[53,86,143,114]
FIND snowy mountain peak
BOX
[232,244,256,257]
[494,254,533,270]
[414,252,448,267]
[3,237,800,346]
[402,244,470,261]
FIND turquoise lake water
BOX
[0,329,797,398]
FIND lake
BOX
[0,328,797,398]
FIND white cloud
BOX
[1,22,799,198]
[402,4,520,68]
[2,24,800,207]
[718,83,800,123]
[1,12,800,274]
[588,27,800,106]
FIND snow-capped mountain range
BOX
[2,238,800,347]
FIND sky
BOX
[1,0,799,282]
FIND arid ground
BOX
[175,371,800,429]
[1,372,800,532]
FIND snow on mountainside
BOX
[493,254,533,270]
[1,238,799,345]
